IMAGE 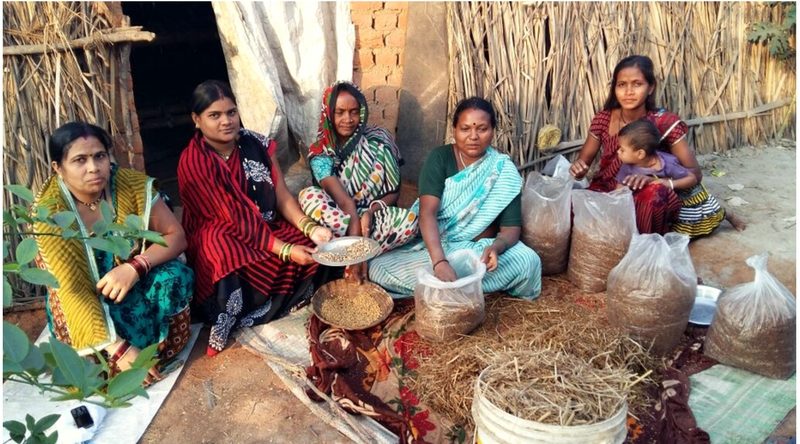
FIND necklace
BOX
[74,190,105,212]
[620,109,630,125]
[217,150,233,161]
[457,149,468,169]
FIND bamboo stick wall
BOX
[446,2,796,169]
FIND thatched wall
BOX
[447,2,796,169]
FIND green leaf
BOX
[132,342,160,369]
[710,169,726,177]
[4,263,20,272]
[31,414,59,435]
[3,321,31,363]
[140,230,167,247]
[3,357,24,374]
[19,268,59,288]
[5,185,34,203]
[49,338,88,394]
[108,236,134,259]
[25,415,35,434]
[3,241,8,260]
[3,420,26,443]
[125,215,144,231]
[45,431,59,444]
[51,211,76,229]
[15,238,38,265]
[19,342,46,374]
[4,275,12,307]
[91,220,109,236]
[80,359,105,392]
[3,210,15,227]
[108,223,131,233]
[87,238,114,254]
[49,367,71,386]
[107,368,149,399]
[61,228,78,239]
[35,206,50,222]
[100,200,115,224]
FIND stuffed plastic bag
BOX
[607,233,697,355]
[568,188,638,292]
[414,249,487,341]
[521,171,572,275]
[542,154,588,189]
[705,253,796,379]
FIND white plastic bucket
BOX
[471,367,628,444]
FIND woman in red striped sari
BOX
[178,80,332,355]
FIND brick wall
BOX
[350,2,408,135]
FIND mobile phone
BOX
[71,405,94,429]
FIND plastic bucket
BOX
[471,367,628,444]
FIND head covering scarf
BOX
[307,81,402,166]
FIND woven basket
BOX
[311,279,394,330]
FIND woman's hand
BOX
[97,264,139,304]
[433,261,458,282]
[290,244,318,266]
[359,210,374,237]
[345,262,368,284]
[621,174,655,191]
[481,245,501,272]
[310,226,332,246]
[569,159,589,179]
[115,344,162,386]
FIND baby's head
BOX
[617,119,662,165]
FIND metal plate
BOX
[312,236,381,267]
[689,285,722,326]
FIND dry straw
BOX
[407,288,660,428]
[446,2,796,172]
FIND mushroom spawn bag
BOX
[521,171,572,275]
[705,253,796,379]
[606,233,697,355]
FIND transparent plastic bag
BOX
[414,249,487,341]
[521,171,572,275]
[607,233,697,355]
[705,253,796,379]
[542,154,588,189]
[567,188,638,292]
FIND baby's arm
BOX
[660,171,697,191]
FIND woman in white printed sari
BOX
[369,97,542,299]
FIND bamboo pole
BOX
[2,27,155,56]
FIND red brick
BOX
[355,48,375,70]
[384,2,407,11]
[374,85,399,104]
[374,47,397,66]
[360,69,388,87]
[385,29,406,48]
[350,2,383,11]
[355,26,384,48]
[386,69,404,86]
[397,9,408,29]
[350,11,374,28]
[373,11,398,31]
[383,103,399,122]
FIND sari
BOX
[369,147,542,299]
[33,166,193,361]
[178,129,318,355]
[300,81,418,253]
[589,108,724,236]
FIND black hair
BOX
[618,119,662,156]
[191,80,237,115]
[602,55,657,111]
[452,97,497,128]
[48,122,112,164]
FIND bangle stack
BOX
[299,216,320,238]
[127,254,151,279]
[279,243,294,262]
[433,258,449,270]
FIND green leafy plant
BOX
[747,3,796,60]
[3,413,60,444]
[3,184,166,306]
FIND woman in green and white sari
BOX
[299,81,418,282]
[369,97,542,299]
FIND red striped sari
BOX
[588,109,684,234]
[178,130,317,354]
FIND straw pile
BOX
[446,2,796,171]
[407,289,660,428]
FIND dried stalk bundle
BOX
[317,239,374,264]
[408,292,659,428]
[567,230,629,293]
[480,350,632,426]
[446,2,795,172]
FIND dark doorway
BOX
[123,2,229,205]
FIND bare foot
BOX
[725,211,747,231]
